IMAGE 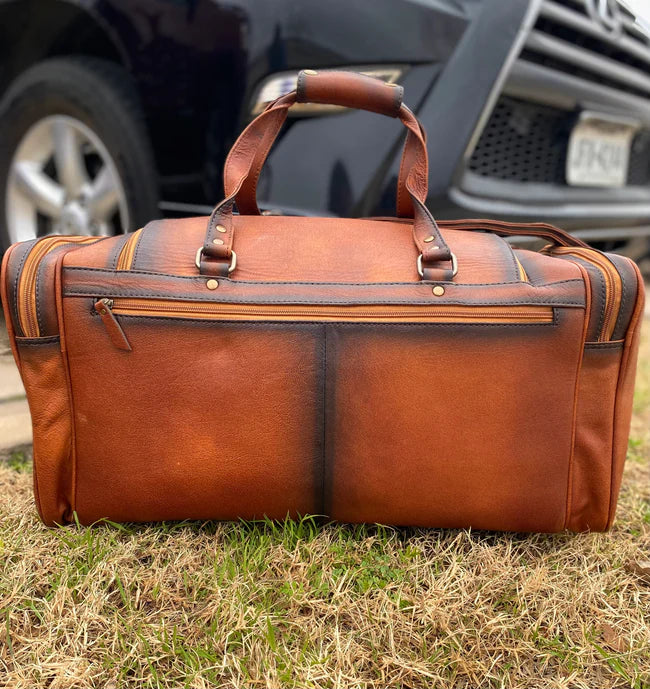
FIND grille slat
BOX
[528,1,650,99]
[539,1,650,66]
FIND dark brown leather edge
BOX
[3,239,39,336]
[607,253,639,342]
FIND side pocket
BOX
[15,337,74,526]
[567,342,623,532]
[607,261,645,529]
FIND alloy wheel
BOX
[5,115,129,242]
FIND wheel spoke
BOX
[52,118,88,196]
[11,162,64,218]
[86,165,120,220]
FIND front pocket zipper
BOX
[94,298,554,350]
[551,248,621,342]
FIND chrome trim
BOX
[539,1,650,65]
[525,29,650,95]
[417,252,458,279]
[450,184,650,219]
[195,247,237,273]
[504,59,650,123]
[460,168,650,204]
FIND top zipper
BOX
[93,297,553,351]
[116,228,143,271]
[17,236,100,337]
[551,247,622,342]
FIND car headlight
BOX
[249,66,406,116]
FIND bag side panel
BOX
[14,338,74,525]
[567,343,623,531]
[2,241,88,525]
[607,259,645,529]
[565,255,644,531]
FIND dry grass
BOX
[1,328,649,689]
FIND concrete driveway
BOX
[0,315,31,452]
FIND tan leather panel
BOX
[96,215,582,286]
[63,298,323,523]
[15,339,74,526]
[327,309,586,531]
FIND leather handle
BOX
[201,74,456,281]
[296,70,404,117]
[225,70,417,218]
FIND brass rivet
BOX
[206,279,219,290]
[432,245,440,251]
[216,224,227,233]
[99,309,107,315]
[212,238,224,245]
[304,69,318,76]
[432,285,445,296]
[424,235,435,243]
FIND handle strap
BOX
[201,72,455,281]
[224,70,419,218]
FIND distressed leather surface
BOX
[0,70,644,530]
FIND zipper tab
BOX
[94,299,132,351]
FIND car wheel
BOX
[0,57,159,249]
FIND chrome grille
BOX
[524,0,650,99]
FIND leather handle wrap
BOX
[296,70,403,118]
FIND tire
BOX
[0,57,159,250]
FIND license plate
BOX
[566,113,638,188]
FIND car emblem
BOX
[586,0,624,37]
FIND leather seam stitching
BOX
[109,314,559,328]
[12,240,38,336]
[15,336,61,345]
[321,325,327,515]
[563,263,590,531]
[62,268,585,288]
[67,292,585,306]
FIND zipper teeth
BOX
[554,248,621,342]
[18,236,98,337]
[109,299,552,322]
[515,255,528,282]
[116,229,143,271]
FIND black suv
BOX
[1,0,649,268]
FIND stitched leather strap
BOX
[202,72,454,280]
[224,70,419,218]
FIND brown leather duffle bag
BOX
[1,71,645,531]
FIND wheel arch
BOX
[0,1,133,96]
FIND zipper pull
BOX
[94,299,132,351]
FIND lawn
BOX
[1,325,649,689]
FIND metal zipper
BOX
[94,297,554,350]
[116,228,143,271]
[552,247,622,342]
